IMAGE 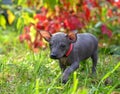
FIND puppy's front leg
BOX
[62,62,79,84]
[59,62,66,73]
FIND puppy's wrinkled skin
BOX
[41,31,98,84]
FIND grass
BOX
[0,29,120,94]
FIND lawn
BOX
[0,28,120,94]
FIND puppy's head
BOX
[40,31,77,59]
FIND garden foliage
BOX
[0,0,120,52]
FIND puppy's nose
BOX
[50,53,57,59]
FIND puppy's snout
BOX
[50,53,57,59]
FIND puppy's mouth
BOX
[50,55,59,59]
[50,56,58,59]
[50,54,63,59]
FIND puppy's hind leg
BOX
[91,51,98,74]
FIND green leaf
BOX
[17,17,24,30]
[17,0,26,5]
[95,22,102,28]
[35,78,40,94]
[72,72,78,94]
[0,15,6,29]
[96,61,120,94]
[23,13,35,25]
[102,7,107,17]
[69,0,78,12]
[101,7,107,21]
[43,0,58,9]
[29,26,37,42]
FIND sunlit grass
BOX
[0,30,120,94]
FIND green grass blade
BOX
[96,62,120,94]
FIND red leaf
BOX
[36,22,44,30]
[107,0,113,3]
[40,7,48,13]
[101,24,112,38]
[107,0,120,8]
[63,2,70,10]
[84,0,98,8]
[19,34,24,43]
[107,9,113,17]
[114,0,120,8]
[24,26,30,33]
[84,6,91,21]
[24,33,31,41]
[64,15,83,30]
[45,20,61,33]
[34,14,46,22]
[34,41,43,48]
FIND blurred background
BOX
[0,0,120,54]
[0,0,120,94]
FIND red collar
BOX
[65,44,73,57]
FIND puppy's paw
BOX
[62,76,68,84]
[62,79,67,84]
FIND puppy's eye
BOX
[60,44,66,48]
[49,43,52,47]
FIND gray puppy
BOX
[40,31,98,84]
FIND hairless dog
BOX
[40,31,98,84]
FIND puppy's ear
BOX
[40,31,52,42]
[66,30,77,43]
